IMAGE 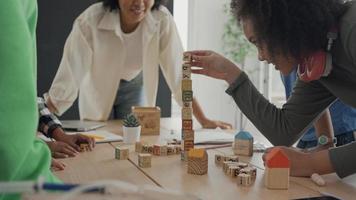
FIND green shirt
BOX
[0,1,58,199]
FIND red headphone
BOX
[297,29,338,82]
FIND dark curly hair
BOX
[99,0,165,11]
[231,0,353,60]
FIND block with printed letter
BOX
[183,102,192,108]
[233,131,254,156]
[182,107,193,120]
[138,153,152,168]
[237,173,252,186]
[182,139,194,150]
[182,63,191,79]
[181,79,192,91]
[183,52,192,62]
[153,144,161,156]
[160,145,168,156]
[115,146,129,160]
[187,148,208,175]
[264,148,290,189]
[182,120,193,131]
[215,154,225,166]
[182,130,194,140]
[182,91,193,102]
[132,106,160,135]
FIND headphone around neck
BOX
[297,29,338,82]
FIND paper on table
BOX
[38,130,122,143]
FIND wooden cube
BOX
[228,166,240,177]
[240,166,257,179]
[174,145,182,154]
[138,153,151,168]
[160,145,167,156]
[182,120,193,131]
[183,52,192,62]
[115,146,129,160]
[182,130,194,140]
[187,149,208,175]
[182,139,194,151]
[181,107,192,120]
[80,143,90,152]
[182,91,193,102]
[132,106,160,135]
[147,145,153,154]
[135,142,142,153]
[182,63,191,79]
[181,151,188,161]
[183,101,192,108]
[215,154,225,166]
[181,79,192,91]
[167,145,176,155]
[142,144,149,153]
[237,174,252,186]
[153,144,161,156]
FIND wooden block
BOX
[181,151,188,161]
[181,107,192,120]
[183,52,192,62]
[240,166,257,179]
[228,166,240,177]
[174,145,182,154]
[187,149,208,175]
[181,79,192,91]
[167,145,176,155]
[215,154,225,166]
[234,140,253,156]
[222,161,237,173]
[182,120,193,131]
[132,106,160,135]
[182,63,191,79]
[182,130,194,141]
[182,139,194,151]
[147,145,153,154]
[237,174,252,186]
[80,143,90,152]
[225,155,239,162]
[138,153,152,168]
[115,146,129,160]
[236,162,249,168]
[153,145,161,156]
[183,101,192,108]
[182,91,193,102]
[264,167,289,189]
[142,144,149,153]
[160,145,167,156]
[135,142,142,153]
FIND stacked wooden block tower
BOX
[233,131,253,156]
[264,147,290,189]
[181,52,194,161]
[188,148,208,175]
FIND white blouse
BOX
[45,3,184,121]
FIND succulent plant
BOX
[123,113,140,127]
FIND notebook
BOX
[61,120,106,132]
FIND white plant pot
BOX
[123,126,141,144]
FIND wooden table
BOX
[26,118,356,199]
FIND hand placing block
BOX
[138,153,152,168]
[233,131,253,156]
[264,148,290,189]
[188,149,208,175]
[115,146,129,160]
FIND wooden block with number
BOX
[183,101,192,108]
[187,149,208,175]
[138,153,151,168]
[182,107,192,120]
[237,173,252,186]
[132,106,160,135]
[183,52,192,62]
[182,91,193,102]
[181,79,192,91]
[182,139,194,151]
[182,130,194,140]
[182,120,193,131]
[153,144,161,156]
[115,146,129,160]
[182,63,191,79]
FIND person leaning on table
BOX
[185,0,356,178]
[44,0,232,129]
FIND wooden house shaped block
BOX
[188,149,208,175]
[234,131,253,156]
[132,106,160,135]
[264,148,290,189]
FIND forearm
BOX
[329,142,356,178]
[314,109,335,142]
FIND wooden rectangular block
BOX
[181,79,192,91]
[153,144,161,156]
[182,63,191,79]
[138,153,152,168]
[135,142,142,153]
[182,130,194,140]
[183,52,192,62]
[115,146,129,160]
[264,167,289,189]
[182,91,193,102]
[182,107,192,120]
[182,120,193,130]
[234,140,253,156]
[237,174,252,186]
[132,106,160,135]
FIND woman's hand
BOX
[200,118,232,129]
[46,141,79,158]
[51,158,66,171]
[52,128,95,151]
[185,50,242,84]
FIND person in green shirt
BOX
[0,1,59,199]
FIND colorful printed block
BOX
[153,144,161,156]
[182,107,193,120]
[138,153,152,168]
[182,130,194,140]
[182,120,193,130]
[80,143,90,152]
[182,91,193,102]
[115,146,129,160]
[182,63,191,79]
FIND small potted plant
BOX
[122,113,141,144]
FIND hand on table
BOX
[51,158,66,171]
[201,118,232,129]
[52,128,95,152]
[46,141,79,158]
